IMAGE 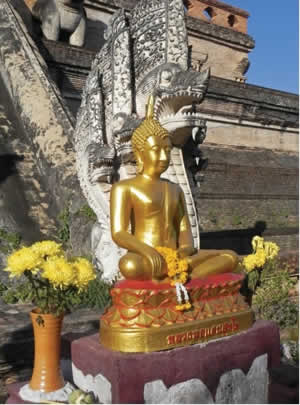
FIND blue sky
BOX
[223,0,299,94]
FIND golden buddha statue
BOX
[100,96,253,352]
[110,96,238,282]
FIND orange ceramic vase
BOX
[29,309,65,392]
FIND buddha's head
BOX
[132,96,172,176]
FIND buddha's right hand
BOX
[143,247,166,280]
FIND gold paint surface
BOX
[100,309,254,352]
[110,99,238,281]
[100,282,253,352]
[103,98,253,353]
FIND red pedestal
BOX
[72,320,281,404]
[6,382,28,404]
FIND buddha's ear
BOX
[135,151,144,174]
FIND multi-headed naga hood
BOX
[74,0,210,282]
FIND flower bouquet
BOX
[5,240,96,315]
[4,240,96,399]
[242,236,279,302]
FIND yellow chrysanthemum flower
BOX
[175,302,191,311]
[31,240,62,259]
[168,250,178,260]
[5,247,42,278]
[243,254,257,273]
[156,246,177,259]
[72,258,96,289]
[156,246,189,281]
[156,246,191,310]
[166,256,177,267]
[251,236,265,253]
[178,260,188,272]
[175,272,187,284]
[264,241,279,260]
[255,248,266,267]
[168,268,177,277]
[42,256,75,288]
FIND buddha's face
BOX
[139,135,172,177]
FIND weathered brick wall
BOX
[194,145,299,252]
[199,226,299,255]
[187,0,249,34]
[198,197,298,232]
[264,233,299,253]
[200,164,298,201]
[187,6,254,82]
[188,35,249,81]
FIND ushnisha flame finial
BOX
[132,95,170,155]
[145,94,155,119]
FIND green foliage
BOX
[69,389,96,404]
[255,297,298,329]
[247,269,260,292]
[1,280,32,304]
[289,341,299,363]
[1,276,106,315]
[77,204,97,222]
[0,280,8,296]
[58,205,70,244]
[0,276,111,312]
[253,265,298,329]
[288,325,299,342]
[80,277,111,310]
[0,228,21,254]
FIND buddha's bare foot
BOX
[152,276,171,285]
[190,271,209,280]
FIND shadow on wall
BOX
[84,18,108,52]
[201,221,267,255]
[0,154,24,184]
[59,18,108,52]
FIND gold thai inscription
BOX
[167,318,239,345]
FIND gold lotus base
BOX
[100,275,254,352]
[100,309,254,352]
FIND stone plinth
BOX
[72,320,280,404]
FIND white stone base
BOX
[19,381,74,403]
[144,354,269,404]
[72,363,112,404]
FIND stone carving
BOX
[234,57,250,83]
[72,363,112,404]
[145,378,214,404]
[191,53,209,72]
[24,0,86,47]
[74,0,210,282]
[144,353,269,404]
